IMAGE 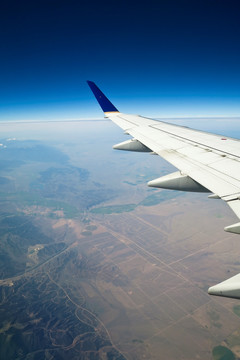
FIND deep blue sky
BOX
[1,0,240,120]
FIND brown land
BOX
[60,192,240,360]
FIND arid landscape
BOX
[0,120,240,359]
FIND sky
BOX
[0,0,240,120]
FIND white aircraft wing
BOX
[87,81,240,299]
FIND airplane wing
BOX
[87,80,240,299]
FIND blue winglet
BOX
[87,81,119,113]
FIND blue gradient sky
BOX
[0,0,240,120]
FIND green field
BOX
[233,305,240,317]
[91,204,136,214]
[212,346,235,360]
[139,190,182,206]
[90,189,183,214]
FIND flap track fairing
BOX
[113,139,151,152]
[148,171,210,193]
[208,273,240,299]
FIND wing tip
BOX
[87,81,119,113]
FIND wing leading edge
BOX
[87,81,240,299]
